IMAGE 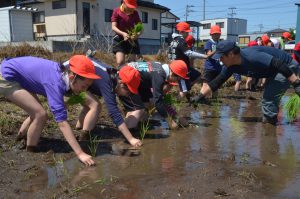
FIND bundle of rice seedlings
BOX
[128,22,144,37]
[66,92,86,105]
[284,94,300,122]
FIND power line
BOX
[228,7,237,18]
[184,5,196,21]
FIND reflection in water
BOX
[29,99,300,198]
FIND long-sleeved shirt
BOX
[127,62,170,118]
[1,56,68,122]
[63,58,124,127]
[208,46,295,91]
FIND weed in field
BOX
[95,178,106,185]
[284,94,300,122]
[140,108,155,141]
[88,132,100,157]
[73,182,91,193]
[240,153,250,164]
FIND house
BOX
[21,0,170,54]
[265,28,288,38]
[199,18,247,42]
[238,32,263,47]
[161,10,179,44]
[0,6,36,42]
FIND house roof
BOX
[138,0,169,11]
[20,0,44,5]
[266,28,288,33]
[165,10,180,20]
[0,5,37,11]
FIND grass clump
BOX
[284,94,300,122]
[88,132,100,157]
[128,22,144,37]
[66,92,86,105]
[140,108,155,141]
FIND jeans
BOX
[262,60,300,119]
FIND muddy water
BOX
[29,97,300,198]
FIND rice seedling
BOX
[128,22,144,39]
[88,132,100,157]
[66,92,86,105]
[73,182,91,193]
[284,94,300,122]
[140,108,155,141]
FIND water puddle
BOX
[28,97,300,198]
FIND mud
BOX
[0,88,300,199]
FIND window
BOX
[142,12,148,23]
[52,0,66,9]
[152,19,158,30]
[105,9,113,22]
[32,11,45,24]
[216,22,224,28]
[203,23,211,29]
[239,37,250,44]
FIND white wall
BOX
[199,18,247,42]
[0,9,11,42]
[161,11,177,37]
[10,10,34,41]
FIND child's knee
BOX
[34,109,48,122]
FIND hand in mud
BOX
[190,93,205,104]
[128,137,142,147]
[77,152,95,166]
[293,79,300,96]
[169,119,179,129]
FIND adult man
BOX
[192,40,300,125]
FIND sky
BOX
[156,0,299,33]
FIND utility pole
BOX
[185,5,195,21]
[228,7,237,18]
[203,0,206,20]
[258,24,264,32]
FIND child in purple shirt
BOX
[0,55,100,166]
[111,0,142,67]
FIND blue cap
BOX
[212,40,237,60]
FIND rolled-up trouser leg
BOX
[262,61,300,120]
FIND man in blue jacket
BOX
[192,40,300,125]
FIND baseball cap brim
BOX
[124,2,137,8]
[70,66,101,79]
[212,53,223,60]
[127,83,139,94]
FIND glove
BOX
[292,79,300,96]
[190,93,206,103]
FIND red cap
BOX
[176,22,192,33]
[119,66,141,94]
[69,55,100,79]
[185,34,195,48]
[247,41,258,47]
[282,32,292,40]
[294,41,300,51]
[210,25,221,35]
[123,0,137,9]
[262,34,270,46]
[169,60,189,79]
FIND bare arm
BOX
[118,122,142,147]
[58,121,95,166]
[112,22,129,41]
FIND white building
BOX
[199,18,247,42]
[0,6,36,42]
[161,11,179,43]
[21,0,171,54]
